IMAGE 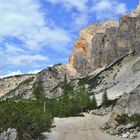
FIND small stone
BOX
[122,132,130,138]
[136,127,140,132]
[124,123,135,130]
[130,133,137,139]
[116,124,125,131]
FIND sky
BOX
[0,0,139,78]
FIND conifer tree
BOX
[59,74,73,117]
[102,89,109,106]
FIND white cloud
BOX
[6,54,49,66]
[5,43,25,53]
[27,69,41,74]
[0,0,73,76]
[45,0,88,12]
[0,70,23,78]
[116,3,127,15]
[71,13,90,29]
[0,0,72,51]
[91,0,127,20]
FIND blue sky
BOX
[0,0,139,77]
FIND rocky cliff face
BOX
[0,64,77,99]
[107,84,140,128]
[69,20,119,75]
[36,64,77,98]
[69,13,140,75]
[0,74,36,99]
[0,5,140,100]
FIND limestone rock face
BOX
[69,13,140,76]
[36,64,77,98]
[0,64,77,99]
[107,85,140,128]
[0,75,36,99]
[71,54,140,105]
[69,20,119,75]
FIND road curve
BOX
[44,114,131,140]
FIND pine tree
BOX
[76,85,89,112]
[102,90,108,106]
[59,74,73,117]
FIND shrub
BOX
[115,114,129,124]
[0,100,53,140]
[115,113,140,127]
[130,114,140,126]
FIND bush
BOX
[102,90,109,106]
[115,113,140,127]
[115,114,129,124]
[0,100,53,140]
[130,114,140,126]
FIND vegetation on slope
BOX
[0,100,53,140]
[0,75,98,139]
[116,113,140,127]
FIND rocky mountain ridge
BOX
[0,4,140,104]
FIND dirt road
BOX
[44,114,135,140]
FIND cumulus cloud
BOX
[0,0,72,50]
[6,54,49,66]
[0,70,23,78]
[0,0,73,75]
[45,0,88,12]
[27,69,41,74]
[91,0,127,20]
[71,12,90,30]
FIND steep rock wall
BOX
[69,14,140,76]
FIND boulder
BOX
[0,128,18,140]
[106,85,140,128]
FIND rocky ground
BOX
[42,114,140,140]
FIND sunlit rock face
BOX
[69,12,140,76]
[69,20,119,76]
[0,74,36,99]
[36,64,77,98]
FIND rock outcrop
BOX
[107,85,140,128]
[0,128,18,140]
[69,20,119,75]
[69,12,140,75]
[0,74,36,99]
[36,64,77,98]
[0,64,77,99]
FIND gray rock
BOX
[122,132,130,138]
[107,85,140,128]
[91,106,112,116]
[124,123,135,130]
[130,133,137,139]
[0,128,18,140]
[116,124,126,131]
